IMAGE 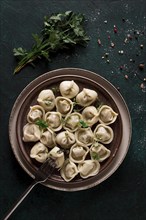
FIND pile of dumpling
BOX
[22,80,118,182]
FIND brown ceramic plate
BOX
[9,68,131,191]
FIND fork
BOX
[2,158,56,220]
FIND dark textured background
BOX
[0,0,146,219]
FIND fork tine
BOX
[35,157,56,182]
[39,157,54,170]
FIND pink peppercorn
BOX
[111,42,115,48]
[114,25,118,33]
[97,39,101,46]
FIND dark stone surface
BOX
[0,0,146,219]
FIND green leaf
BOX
[50,13,62,21]
[44,100,52,106]
[41,50,50,61]
[91,152,100,161]
[79,120,89,128]
[35,119,48,129]
[63,38,76,44]
[65,11,72,16]
[13,11,90,74]
[32,34,42,46]
[13,47,27,57]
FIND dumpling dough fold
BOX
[90,142,111,162]
[30,142,48,163]
[98,105,118,125]
[37,89,55,111]
[56,130,76,149]
[59,80,79,98]
[23,123,42,142]
[78,160,100,178]
[60,159,78,182]
[76,88,98,107]
[94,124,114,144]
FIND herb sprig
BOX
[91,152,100,161]
[35,119,48,130]
[13,11,89,74]
[79,120,89,128]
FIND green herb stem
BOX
[13,11,89,74]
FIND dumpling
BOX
[82,106,99,126]
[40,128,56,148]
[63,112,82,132]
[30,142,48,163]
[37,89,55,111]
[45,111,62,131]
[98,105,118,125]
[48,146,65,169]
[90,142,111,162]
[55,96,73,117]
[75,127,94,146]
[76,88,98,107]
[27,105,45,123]
[78,160,100,179]
[23,123,42,142]
[69,143,89,163]
[60,159,78,182]
[59,80,79,98]
[56,130,76,149]
[94,124,114,144]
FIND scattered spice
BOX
[98,19,145,91]
[140,83,145,89]
[137,31,140,35]
[104,20,108,24]
[124,38,128,43]
[127,34,132,40]
[139,63,145,70]
[114,25,118,33]
[118,50,124,54]
[110,42,115,48]
[97,39,102,46]
[122,18,126,22]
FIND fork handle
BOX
[2,180,37,220]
